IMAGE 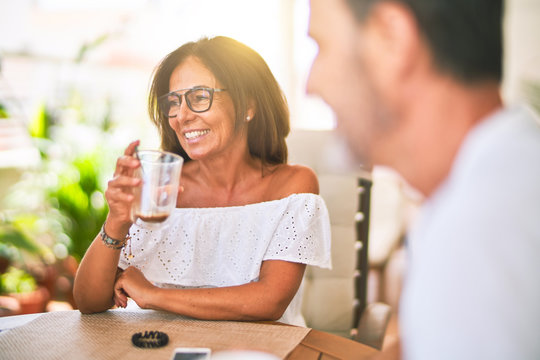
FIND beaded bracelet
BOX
[100,223,130,250]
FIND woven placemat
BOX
[0,310,310,359]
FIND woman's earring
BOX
[246,116,251,122]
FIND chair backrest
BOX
[287,129,367,338]
[350,177,393,350]
[352,177,372,330]
[287,130,413,349]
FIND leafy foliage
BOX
[1,266,37,294]
[0,103,9,118]
[48,152,108,261]
[0,33,124,301]
[0,223,42,255]
[2,95,116,269]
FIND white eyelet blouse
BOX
[118,193,332,326]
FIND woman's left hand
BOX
[113,266,155,309]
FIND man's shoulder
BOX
[450,105,540,185]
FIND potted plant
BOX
[0,221,51,315]
[0,266,50,315]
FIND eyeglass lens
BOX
[160,88,213,117]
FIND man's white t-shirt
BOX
[401,106,540,359]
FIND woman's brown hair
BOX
[148,36,290,164]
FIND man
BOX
[307,0,540,359]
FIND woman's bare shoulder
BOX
[268,163,319,198]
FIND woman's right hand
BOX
[74,140,142,313]
[104,140,142,228]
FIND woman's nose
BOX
[168,104,189,133]
[173,99,195,123]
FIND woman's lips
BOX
[184,129,210,140]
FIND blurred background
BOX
[0,0,539,319]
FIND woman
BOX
[73,36,331,326]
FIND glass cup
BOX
[131,150,184,223]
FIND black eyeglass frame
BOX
[157,87,227,117]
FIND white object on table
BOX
[0,312,41,331]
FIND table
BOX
[0,311,378,360]
[287,328,378,359]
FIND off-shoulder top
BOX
[118,193,332,326]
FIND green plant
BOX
[3,95,116,265]
[48,152,109,261]
[0,266,37,294]
[29,102,53,139]
[0,35,125,309]
[0,222,42,256]
[0,102,8,118]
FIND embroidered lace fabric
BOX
[119,193,332,326]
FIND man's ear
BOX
[360,2,426,84]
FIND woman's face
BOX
[167,56,241,161]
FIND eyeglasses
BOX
[158,87,227,117]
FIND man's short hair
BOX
[345,0,503,83]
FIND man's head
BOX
[344,0,503,83]
[307,0,503,170]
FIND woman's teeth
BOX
[185,130,210,139]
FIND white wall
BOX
[503,0,540,105]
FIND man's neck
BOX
[382,76,503,198]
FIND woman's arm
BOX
[109,161,319,319]
[114,260,306,321]
[72,222,129,313]
[73,141,141,313]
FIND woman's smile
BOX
[184,129,210,142]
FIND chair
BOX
[287,130,392,350]
[351,178,392,350]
